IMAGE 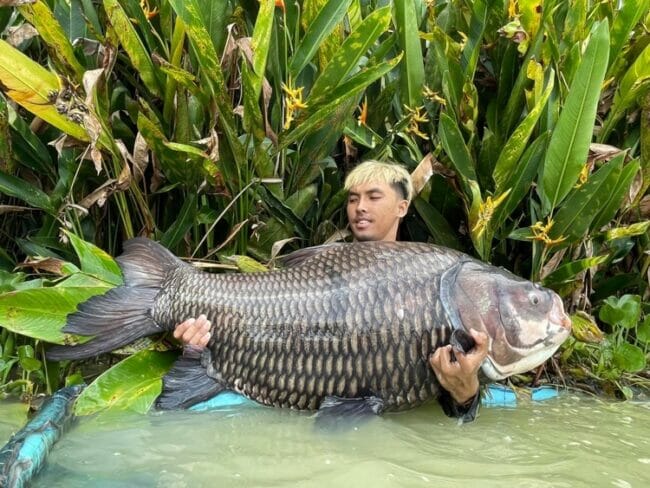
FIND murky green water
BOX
[3,394,650,487]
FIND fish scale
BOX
[156,243,453,411]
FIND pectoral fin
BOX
[315,396,384,430]
[156,349,225,410]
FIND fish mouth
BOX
[481,296,572,380]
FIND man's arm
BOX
[429,329,488,423]
[173,315,212,348]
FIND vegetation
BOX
[0,0,648,412]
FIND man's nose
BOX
[356,197,368,212]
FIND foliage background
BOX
[0,0,648,411]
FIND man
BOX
[174,160,487,422]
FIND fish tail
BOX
[47,238,183,361]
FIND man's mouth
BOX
[354,218,372,229]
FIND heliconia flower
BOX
[530,217,566,246]
[140,0,159,20]
[357,98,368,126]
[471,190,511,238]
[281,80,307,129]
[404,105,430,140]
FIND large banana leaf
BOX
[74,350,176,415]
[540,20,609,214]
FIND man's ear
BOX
[397,200,409,218]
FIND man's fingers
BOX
[173,318,195,339]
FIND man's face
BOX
[346,181,408,242]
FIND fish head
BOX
[441,260,572,380]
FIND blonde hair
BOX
[344,160,413,203]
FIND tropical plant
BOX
[0,0,647,410]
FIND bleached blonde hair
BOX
[344,160,413,203]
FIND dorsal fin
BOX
[279,243,347,268]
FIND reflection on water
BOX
[0,401,28,445]
[18,394,650,487]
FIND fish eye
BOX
[529,293,540,305]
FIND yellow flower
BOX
[404,105,429,140]
[281,80,308,129]
[508,0,519,19]
[471,191,511,238]
[530,217,566,246]
[140,0,158,20]
[357,98,368,126]
[422,86,446,106]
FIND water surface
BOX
[14,394,650,487]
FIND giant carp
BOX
[48,238,571,415]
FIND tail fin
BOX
[47,238,184,361]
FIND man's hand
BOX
[429,329,488,405]
[173,314,212,348]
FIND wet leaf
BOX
[599,294,641,329]
[613,342,646,373]
[0,280,111,343]
[66,232,122,286]
[74,350,177,416]
[637,316,650,345]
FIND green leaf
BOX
[637,316,650,345]
[393,0,425,106]
[103,0,162,97]
[542,255,609,287]
[412,197,461,250]
[243,0,275,139]
[0,40,89,141]
[0,170,54,213]
[461,0,487,78]
[66,232,123,286]
[590,160,640,231]
[74,350,177,416]
[6,104,53,178]
[541,20,610,213]
[491,132,548,233]
[607,0,650,74]
[309,6,391,103]
[549,155,623,245]
[605,221,650,241]
[289,0,353,78]
[160,193,198,249]
[438,112,477,196]
[18,344,42,373]
[167,0,245,168]
[613,342,646,373]
[198,0,231,54]
[0,284,111,343]
[19,0,85,81]
[599,294,641,329]
[494,74,554,194]
[602,37,650,140]
[279,55,402,150]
